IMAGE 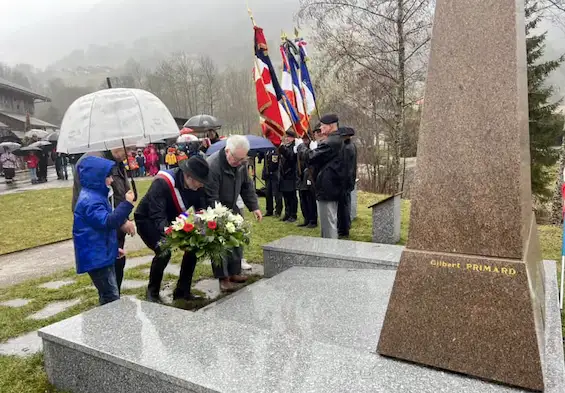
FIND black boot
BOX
[146,289,164,304]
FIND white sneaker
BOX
[241,259,252,270]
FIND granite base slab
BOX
[263,236,403,277]
[38,264,564,393]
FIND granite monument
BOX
[377,0,546,391]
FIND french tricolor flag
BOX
[296,38,317,116]
[281,44,307,136]
[253,26,297,144]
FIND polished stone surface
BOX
[370,194,401,244]
[39,280,76,290]
[263,236,402,278]
[378,1,546,390]
[406,0,532,259]
[0,298,31,307]
[27,299,81,320]
[0,331,42,356]
[542,260,565,390]
[38,266,564,393]
[378,250,544,390]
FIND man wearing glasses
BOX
[205,135,263,292]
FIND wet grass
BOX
[0,181,153,255]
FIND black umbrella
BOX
[184,115,222,131]
[14,146,42,156]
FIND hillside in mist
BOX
[0,0,301,70]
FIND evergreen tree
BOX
[526,2,565,203]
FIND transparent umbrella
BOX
[25,129,49,139]
[0,142,21,152]
[57,88,180,154]
[57,88,180,199]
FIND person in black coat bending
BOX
[134,156,209,304]
[337,127,358,238]
[297,132,317,228]
[278,129,299,222]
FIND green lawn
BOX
[0,185,563,393]
[0,181,153,255]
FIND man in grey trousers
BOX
[205,135,263,292]
[309,114,344,239]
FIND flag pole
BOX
[279,32,302,138]
[290,31,314,140]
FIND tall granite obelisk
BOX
[377,0,546,391]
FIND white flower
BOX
[233,214,244,227]
[225,222,236,233]
[198,207,218,222]
[172,216,186,231]
[213,202,229,216]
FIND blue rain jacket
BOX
[73,156,134,274]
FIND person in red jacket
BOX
[26,152,39,184]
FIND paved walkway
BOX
[0,170,74,195]
[0,234,148,288]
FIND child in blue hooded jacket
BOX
[73,156,135,305]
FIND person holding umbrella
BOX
[0,147,18,184]
[59,88,181,293]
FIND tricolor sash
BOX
[155,171,186,214]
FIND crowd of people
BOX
[71,114,356,305]
[72,134,261,304]
[261,114,357,239]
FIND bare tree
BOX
[299,0,432,193]
[199,55,219,115]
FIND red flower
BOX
[165,227,173,235]
[207,221,217,230]
[183,222,195,232]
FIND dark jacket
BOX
[72,151,131,212]
[342,139,358,192]
[296,142,313,191]
[309,133,344,201]
[136,155,146,167]
[134,168,206,248]
[73,156,134,274]
[261,150,280,180]
[205,148,259,214]
[278,141,297,192]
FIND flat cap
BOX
[320,113,339,125]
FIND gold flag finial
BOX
[281,30,288,42]
[294,27,300,39]
[246,1,256,27]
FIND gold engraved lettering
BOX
[483,265,491,272]
[501,268,508,275]
[493,266,500,273]
[509,268,517,276]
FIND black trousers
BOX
[137,222,197,298]
[282,191,298,219]
[265,176,282,215]
[299,189,318,225]
[147,249,198,298]
[115,230,127,293]
[337,192,352,236]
